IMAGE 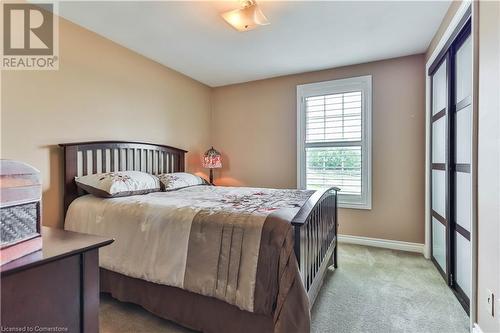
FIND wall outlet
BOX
[486,289,495,317]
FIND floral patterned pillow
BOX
[75,171,160,198]
[157,172,207,191]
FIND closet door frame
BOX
[449,20,472,315]
[429,12,472,314]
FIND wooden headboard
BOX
[59,141,187,213]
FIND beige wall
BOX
[1,18,212,228]
[477,0,500,331]
[425,1,462,61]
[0,11,432,246]
[212,55,426,244]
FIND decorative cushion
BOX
[75,171,160,198]
[158,172,207,191]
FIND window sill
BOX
[338,202,372,210]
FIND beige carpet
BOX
[100,244,469,333]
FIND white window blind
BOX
[297,76,372,209]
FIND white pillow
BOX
[157,172,207,191]
[75,171,160,198]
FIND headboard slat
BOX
[102,149,107,173]
[60,141,187,214]
[110,149,115,172]
[132,149,136,171]
[164,153,167,173]
[92,150,97,174]
[118,149,123,171]
[82,150,88,175]
[137,149,141,171]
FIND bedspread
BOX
[65,185,313,331]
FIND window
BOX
[297,76,372,209]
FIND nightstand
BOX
[1,227,113,333]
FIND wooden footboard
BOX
[292,187,339,306]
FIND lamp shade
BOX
[221,1,269,32]
[203,147,222,169]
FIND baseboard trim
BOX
[472,323,483,333]
[338,234,425,254]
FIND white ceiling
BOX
[59,1,451,87]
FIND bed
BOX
[60,141,339,333]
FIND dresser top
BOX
[1,227,113,275]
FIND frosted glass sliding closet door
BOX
[429,13,471,314]
[431,57,449,277]
[451,23,472,313]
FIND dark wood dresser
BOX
[1,227,113,333]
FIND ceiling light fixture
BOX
[221,0,270,32]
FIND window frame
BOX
[297,75,372,209]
